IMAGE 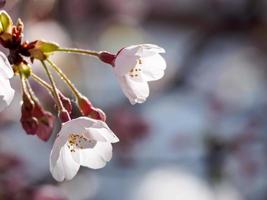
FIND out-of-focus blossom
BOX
[132,168,214,200]
[0,152,21,173]
[33,185,67,200]
[0,52,14,112]
[110,106,149,164]
[50,117,119,181]
[0,0,5,8]
[100,44,166,104]
[188,45,266,111]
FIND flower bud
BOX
[78,96,92,115]
[21,92,34,108]
[78,96,106,121]
[59,109,71,123]
[58,92,72,114]
[99,51,116,66]
[21,117,38,135]
[35,110,55,141]
[88,106,106,121]
[16,63,31,78]
[20,94,55,141]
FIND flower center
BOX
[128,59,142,78]
[67,134,96,152]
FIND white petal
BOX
[135,44,165,57]
[94,142,113,162]
[58,117,95,143]
[50,144,80,181]
[51,117,92,169]
[50,153,64,182]
[79,148,107,169]
[117,76,149,104]
[50,134,69,170]
[114,50,138,76]
[90,121,119,143]
[113,44,165,76]
[141,54,166,81]
[0,52,13,79]
[0,77,14,112]
[85,127,109,142]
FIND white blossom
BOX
[50,117,119,182]
[113,44,166,104]
[0,52,14,112]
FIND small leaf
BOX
[0,11,12,32]
[36,40,60,53]
[28,40,60,60]
[0,21,3,32]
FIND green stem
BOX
[25,79,39,103]
[41,61,64,112]
[31,73,53,94]
[20,75,32,102]
[46,59,81,100]
[56,48,100,57]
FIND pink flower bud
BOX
[59,110,71,123]
[88,107,106,121]
[78,96,106,121]
[78,96,92,115]
[20,94,55,141]
[20,117,38,135]
[98,51,116,66]
[34,105,55,141]
[58,92,72,114]
[21,93,34,117]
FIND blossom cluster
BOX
[0,10,166,181]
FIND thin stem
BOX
[31,73,53,94]
[56,48,100,57]
[25,79,39,103]
[46,59,81,99]
[41,61,64,112]
[20,75,32,101]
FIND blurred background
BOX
[1,0,267,199]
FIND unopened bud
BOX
[36,111,55,141]
[78,96,106,121]
[88,107,106,121]
[59,110,71,123]
[20,96,55,141]
[99,51,116,66]
[21,93,34,117]
[78,96,92,116]
[21,117,38,135]
[58,92,72,114]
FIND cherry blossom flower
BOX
[50,117,119,181]
[0,52,14,112]
[100,44,166,104]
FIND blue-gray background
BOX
[0,0,267,199]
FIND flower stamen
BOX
[129,59,142,78]
[67,133,95,152]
